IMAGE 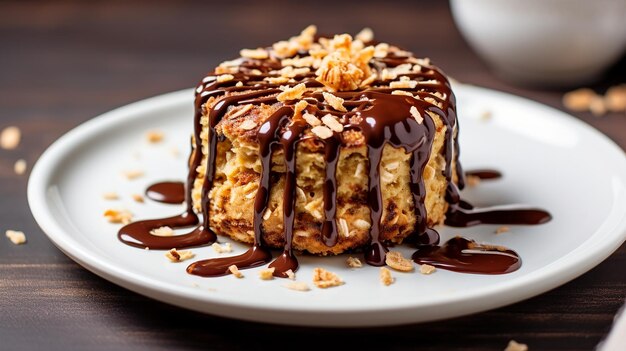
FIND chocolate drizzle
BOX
[117,31,551,277]
[117,125,216,248]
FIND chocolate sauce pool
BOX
[465,169,502,180]
[412,237,521,274]
[146,181,185,204]
[117,34,551,277]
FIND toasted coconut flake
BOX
[393,64,413,75]
[374,43,389,58]
[240,119,257,131]
[265,76,290,84]
[258,267,275,280]
[14,159,27,175]
[390,79,418,89]
[122,170,144,180]
[285,282,310,291]
[360,73,377,88]
[415,57,431,66]
[466,175,480,187]
[410,106,423,124]
[380,267,394,286]
[605,84,626,112]
[418,79,439,85]
[355,27,374,43]
[381,68,397,81]
[229,104,254,120]
[321,114,344,132]
[346,256,363,268]
[354,219,371,230]
[102,192,119,200]
[216,74,235,83]
[228,265,244,278]
[293,100,308,118]
[282,66,311,78]
[563,88,597,111]
[302,112,321,126]
[145,130,164,143]
[338,218,350,237]
[212,242,233,254]
[419,264,436,275]
[169,147,180,157]
[236,81,244,87]
[285,269,296,280]
[381,170,395,183]
[296,187,307,202]
[354,162,364,177]
[282,56,315,68]
[312,267,344,288]
[316,53,364,91]
[132,194,144,203]
[5,230,26,245]
[504,340,528,351]
[240,48,269,59]
[311,125,333,139]
[104,209,133,224]
[480,110,492,121]
[1,126,21,150]
[385,251,414,272]
[495,226,510,234]
[263,208,272,220]
[322,92,347,112]
[272,40,298,59]
[166,249,195,262]
[590,95,607,117]
[150,226,174,237]
[385,161,399,170]
[392,90,414,97]
[277,83,307,102]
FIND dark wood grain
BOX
[1,1,625,350]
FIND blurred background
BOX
[1,1,625,350]
[2,0,624,149]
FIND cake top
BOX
[197,25,456,151]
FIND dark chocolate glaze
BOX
[412,236,521,274]
[465,169,502,180]
[445,201,552,227]
[117,32,551,277]
[146,181,186,204]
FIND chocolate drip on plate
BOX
[465,169,502,180]
[146,181,186,204]
[412,236,521,274]
[187,244,272,277]
[445,201,552,227]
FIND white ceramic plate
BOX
[28,85,626,327]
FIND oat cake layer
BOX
[189,26,462,256]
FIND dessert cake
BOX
[188,26,463,260]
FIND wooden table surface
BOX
[2,1,625,350]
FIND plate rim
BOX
[27,85,626,326]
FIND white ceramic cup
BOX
[450,0,626,87]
